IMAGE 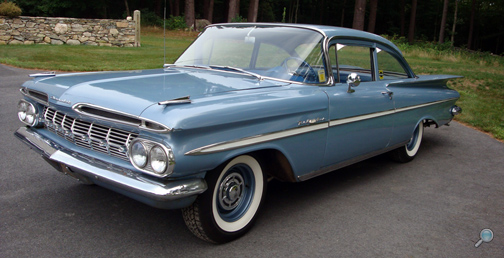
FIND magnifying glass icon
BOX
[475,229,493,248]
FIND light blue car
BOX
[15,23,462,243]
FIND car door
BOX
[321,42,395,168]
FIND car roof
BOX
[211,22,402,55]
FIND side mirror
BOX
[346,73,361,93]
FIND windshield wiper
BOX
[209,65,263,81]
[163,64,210,70]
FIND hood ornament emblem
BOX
[51,96,72,105]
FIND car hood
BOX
[24,68,289,116]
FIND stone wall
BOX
[0,15,140,47]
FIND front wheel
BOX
[182,155,266,243]
[389,121,424,163]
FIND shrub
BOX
[230,15,247,23]
[166,15,187,30]
[140,8,163,27]
[0,1,22,18]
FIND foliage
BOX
[384,34,504,67]
[230,15,247,23]
[140,8,163,27]
[0,1,22,17]
[165,15,186,30]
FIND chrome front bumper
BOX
[14,127,207,209]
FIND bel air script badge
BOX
[298,117,325,126]
[51,96,72,105]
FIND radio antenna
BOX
[163,0,167,65]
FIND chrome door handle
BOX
[381,91,393,99]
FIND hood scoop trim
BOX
[158,96,192,105]
[73,103,171,133]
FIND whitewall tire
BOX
[182,155,266,243]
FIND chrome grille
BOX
[43,106,137,161]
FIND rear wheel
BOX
[182,155,266,243]
[389,121,424,163]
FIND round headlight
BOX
[18,101,28,121]
[17,100,38,126]
[149,146,168,174]
[25,104,36,125]
[131,141,148,168]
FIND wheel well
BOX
[250,149,296,183]
[423,118,439,128]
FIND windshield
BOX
[175,25,327,84]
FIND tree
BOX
[439,0,449,44]
[248,0,259,22]
[124,0,130,17]
[169,0,180,16]
[400,0,406,36]
[450,0,459,46]
[467,0,476,49]
[204,0,215,23]
[227,0,239,22]
[185,0,195,28]
[352,0,366,30]
[408,0,418,43]
[340,0,347,27]
[367,0,378,33]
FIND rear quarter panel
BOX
[388,75,461,146]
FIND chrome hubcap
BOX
[218,172,244,211]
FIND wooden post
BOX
[134,10,141,47]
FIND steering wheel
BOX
[280,57,318,83]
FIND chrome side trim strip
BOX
[394,98,458,113]
[186,98,458,155]
[330,110,395,126]
[298,140,409,181]
[185,123,328,156]
[329,98,457,127]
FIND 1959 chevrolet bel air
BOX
[15,23,462,243]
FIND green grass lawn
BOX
[0,28,197,71]
[1,27,502,141]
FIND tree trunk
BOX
[294,0,299,23]
[124,0,130,17]
[154,0,162,16]
[450,0,458,46]
[170,0,180,16]
[439,0,449,44]
[318,0,325,24]
[227,0,240,22]
[467,0,476,49]
[340,0,347,27]
[400,0,405,36]
[367,0,378,33]
[352,0,366,30]
[408,0,417,43]
[248,0,259,22]
[204,0,215,23]
[185,0,195,28]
